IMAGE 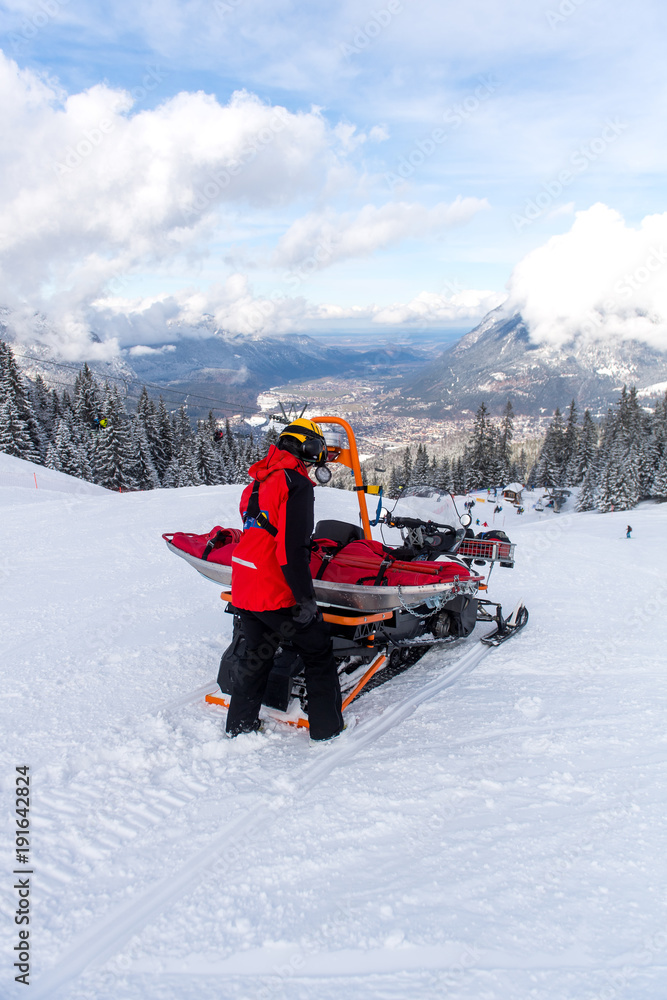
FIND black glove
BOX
[293,598,320,626]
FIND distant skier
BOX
[626,525,632,538]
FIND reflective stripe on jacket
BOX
[230,444,316,612]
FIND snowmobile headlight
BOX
[314,464,332,484]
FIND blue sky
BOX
[1,0,666,355]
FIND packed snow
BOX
[1,453,667,1000]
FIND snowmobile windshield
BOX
[389,487,463,529]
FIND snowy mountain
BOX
[394,309,667,417]
[125,328,429,416]
[0,308,138,391]
[3,452,667,999]
[1,309,430,419]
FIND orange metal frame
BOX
[205,649,388,727]
[312,414,372,540]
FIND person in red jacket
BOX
[226,419,344,742]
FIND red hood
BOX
[248,444,309,482]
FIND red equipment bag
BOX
[168,526,242,564]
[310,537,471,587]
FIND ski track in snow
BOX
[2,456,667,1000]
[28,641,489,999]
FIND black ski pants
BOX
[225,607,343,741]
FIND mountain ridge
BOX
[392,308,667,417]
[1,310,432,419]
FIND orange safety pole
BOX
[312,415,372,540]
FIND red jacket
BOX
[231,445,316,612]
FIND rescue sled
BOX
[163,416,528,728]
[162,530,482,612]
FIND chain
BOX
[396,587,436,620]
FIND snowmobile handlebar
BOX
[383,514,458,532]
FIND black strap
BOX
[313,541,343,579]
[373,554,395,586]
[243,480,278,537]
[202,530,226,561]
[245,479,261,518]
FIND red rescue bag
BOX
[310,537,471,587]
[168,526,241,564]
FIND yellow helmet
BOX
[279,418,327,463]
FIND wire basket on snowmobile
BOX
[457,537,516,567]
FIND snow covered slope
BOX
[0,452,109,503]
[1,458,667,1000]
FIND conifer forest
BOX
[1,339,666,512]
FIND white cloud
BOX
[369,125,390,142]
[0,52,345,352]
[81,272,505,345]
[273,196,489,270]
[0,52,489,356]
[180,274,313,337]
[128,343,176,356]
[371,288,507,326]
[505,203,667,351]
[546,201,575,220]
[88,274,314,343]
[314,287,504,328]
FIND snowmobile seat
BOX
[313,519,364,547]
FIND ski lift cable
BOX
[9,352,254,415]
[13,370,250,422]
[13,353,252,413]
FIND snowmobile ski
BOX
[481,602,529,646]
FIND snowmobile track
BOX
[31,638,492,1000]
